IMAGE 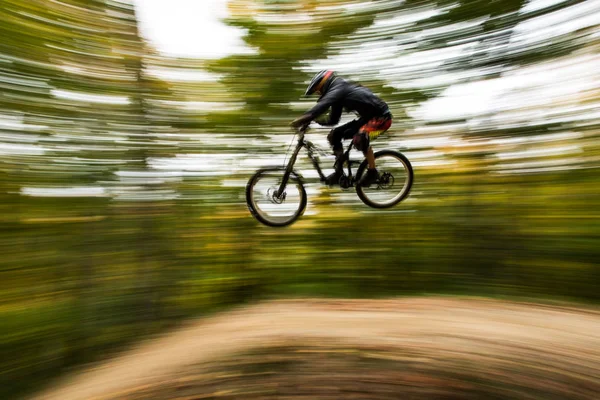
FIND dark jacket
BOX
[305,78,390,126]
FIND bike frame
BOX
[276,129,358,198]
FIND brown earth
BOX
[30,297,600,400]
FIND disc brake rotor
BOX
[378,172,394,189]
[267,187,285,204]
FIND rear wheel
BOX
[246,168,307,227]
[355,150,413,208]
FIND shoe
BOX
[358,168,379,187]
[325,169,343,186]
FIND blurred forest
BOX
[1,0,599,397]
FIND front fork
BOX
[276,143,303,198]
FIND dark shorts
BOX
[327,114,392,152]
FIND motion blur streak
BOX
[0,0,599,398]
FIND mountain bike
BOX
[245,125,413,227]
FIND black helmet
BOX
[305,70,336,96]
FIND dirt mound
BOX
[31,298,600,400]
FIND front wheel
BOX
[356,150,413,208]
[246,167,307,227]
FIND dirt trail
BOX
[31,298,600,400]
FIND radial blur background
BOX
[1,0,599,397]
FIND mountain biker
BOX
[290,70,393,187]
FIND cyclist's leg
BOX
[325,120,362,184]
[354,115,392,162]
[327,119,362,155]
[355,115,392,186]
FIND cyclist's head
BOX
[305,70,336,96]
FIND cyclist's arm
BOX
[291,86,344,128]
[313,104,340,126]
[306,86,344,120]
[323,103,342,126]
[290,113,313,128]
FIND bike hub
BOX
[267,187,286,204]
